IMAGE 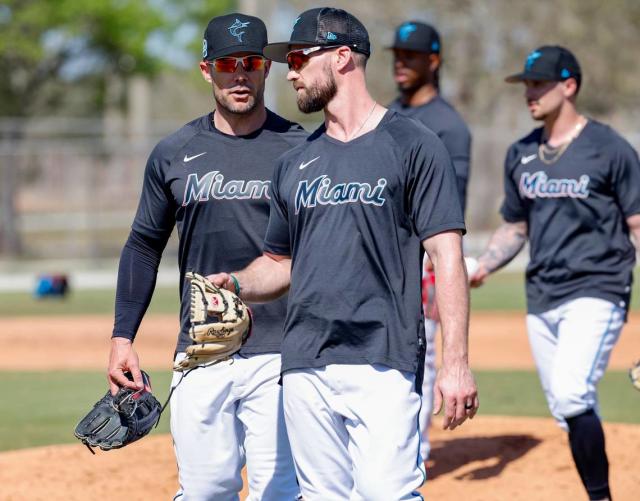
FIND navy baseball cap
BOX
[202,13,268,61]
[505,45,581,85]
[263,7,371,63]
[389,21,441,54]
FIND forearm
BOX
[233,253,291,303]
[425,231,469,363]
[478,221,527,274]
[113,230,167,340]
[627,214,640,254]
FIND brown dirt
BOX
[1,311,639,370]
[0,416,638,500]
[1,312,639,500]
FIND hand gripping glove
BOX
[630,360,640,391]
[173,272,252,371]
[74,371,161,453]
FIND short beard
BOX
[297,65,337,114]
[213,82,265,116]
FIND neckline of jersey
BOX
[320,109,394,147]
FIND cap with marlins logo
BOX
[505,45,582,87]
[389,21,441,54]
[202,13,268,60]
[263,7,371,63]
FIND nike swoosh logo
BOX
[184,152,206,162]
[521,154,537,165]
[299,156,320,170]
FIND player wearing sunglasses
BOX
[106,12,306,500]
[208,7,477,499]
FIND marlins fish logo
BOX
[228,18,250,42]
[525,50,542,71]
[398,23,417,42]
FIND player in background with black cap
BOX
[106,13,305,500]
[471,46,640,501]
[388,20,472,462]
[208,7,478,499]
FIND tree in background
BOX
[0,0,232,255]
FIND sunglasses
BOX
[286,45,345,72]
[209,55,266,73]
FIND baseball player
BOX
[209,8,478,499]
[471,46,640,501]
[387,20,472,461]
[106,13,306,500]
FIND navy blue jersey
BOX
[264,110,465,374]
[131,110,307,353]
[389,96,471,213]
[501,120,640,314]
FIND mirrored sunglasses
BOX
[209,55,265,73]
[286,45,344,72]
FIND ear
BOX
[428,53,441,73]
[563,77,579,98]
[334,46,354,72]
[200,61,213,83]
[264,59,272,79]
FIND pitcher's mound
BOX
[0,416,637,500]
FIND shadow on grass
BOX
[427,434,541,480]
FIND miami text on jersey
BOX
[182,171,270,206]
[294,175,387,214]
[519,171,590,199]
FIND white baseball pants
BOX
[525,297,625,429]
[282,364,425,501]
[170,353,299,501]
[418,318,438,460]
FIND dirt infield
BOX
[1,312,639,500]
[2,311,639,370]
[0,416,638,500]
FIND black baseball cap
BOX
[389,21,441,54]
[505,45,581,86]
[202,13,268,61]
[263,7,371,63]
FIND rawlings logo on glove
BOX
[174,272,252,371]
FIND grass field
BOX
[1,370,638,452]
[2,269,640,316]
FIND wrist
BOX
[229,274,241,295]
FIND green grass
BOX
[2,268,640,316]
[0,287,180,316]
[0,370,637,452]
[0,371,172,451]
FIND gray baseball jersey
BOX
[501,120,640,314]
[263,110,465,375]
[130,110,307,353]
[389,96,471,213]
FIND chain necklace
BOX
[347,101,377,141]
[538,117,587,165]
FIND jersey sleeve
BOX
[439,126,471,214]
[500,146,528,222]
[406,134,466,241]
[263,160,292,256]
[610,137,640,218]
[131,147,176,240]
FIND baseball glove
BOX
[630,360,640,391]
[173,272,252,371]
[74,371,161,453]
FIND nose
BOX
[287,70,298,82]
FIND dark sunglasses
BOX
[209,55,266,73]
[286,45,345,72]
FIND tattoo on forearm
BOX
[481,223,527,273]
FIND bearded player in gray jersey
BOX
[209,8,478,499]
[106,13,305,500]
[471,46,640,501]
[388,20,472,462]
